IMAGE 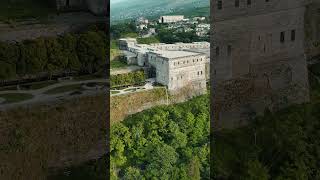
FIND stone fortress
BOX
[55,0,108,15]
[119,38,210,93]
[212,0,310,128]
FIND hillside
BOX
[111,0,209,22]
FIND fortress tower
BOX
[211,0,310,128]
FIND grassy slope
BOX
[110,88,167,124]
[0,93,33,103]
[0,94,107,179]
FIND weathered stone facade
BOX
[119,38,209,93]
[305,1,320,58]
[212,0,310,129]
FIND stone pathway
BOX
[0,79,108,110]
[110,78,155,96]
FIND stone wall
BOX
[212,0,310,129]
[305,2,320,58]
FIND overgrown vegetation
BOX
[213,101,320,179]
[0,0,55,21]
[110,88,167,124]
[212,63,320,179]
[47,155,107,180]
[110,59,128,69]
[0,94,107,179]
[137,36,160,44]
[110,95,210,179]
[157,27,208,43]
[110,70,145,88]
[0,30,107,80]
[0,93,33,103]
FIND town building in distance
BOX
[212,0,310,128]
[119,38,210,93]
[159,15,185,23]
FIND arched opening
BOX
[66,0,70,7]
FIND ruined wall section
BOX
[305,1,320,59]
[212,0,310,129]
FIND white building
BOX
[196,24,210,37]
[193,17,206,21]
[135,17,149,30]
[119,38,209,92]
[159,15,184,23]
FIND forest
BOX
[213,101,320,179]
[0,29,107,80]
[212,63,320,179]
[110,95,210,179]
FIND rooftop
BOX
[153,50,202,59]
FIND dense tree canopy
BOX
[110,95,210,179]
[110,70,145,88]
[213,102,320,179]
[0,30,107,80]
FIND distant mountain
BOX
[111,0,209,22]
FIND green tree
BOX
[20,38,48,74]
[188,156,201,180]
[123,167,144,180]
[245,159,270,180]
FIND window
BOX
[235,0,240,7]
[216,46,220,56]
[280,31,285,43]
[266,0,269,2]
[218,0,222,10]
[291,30,296,41]
[247,0,251,5]
[227,45,232,56]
